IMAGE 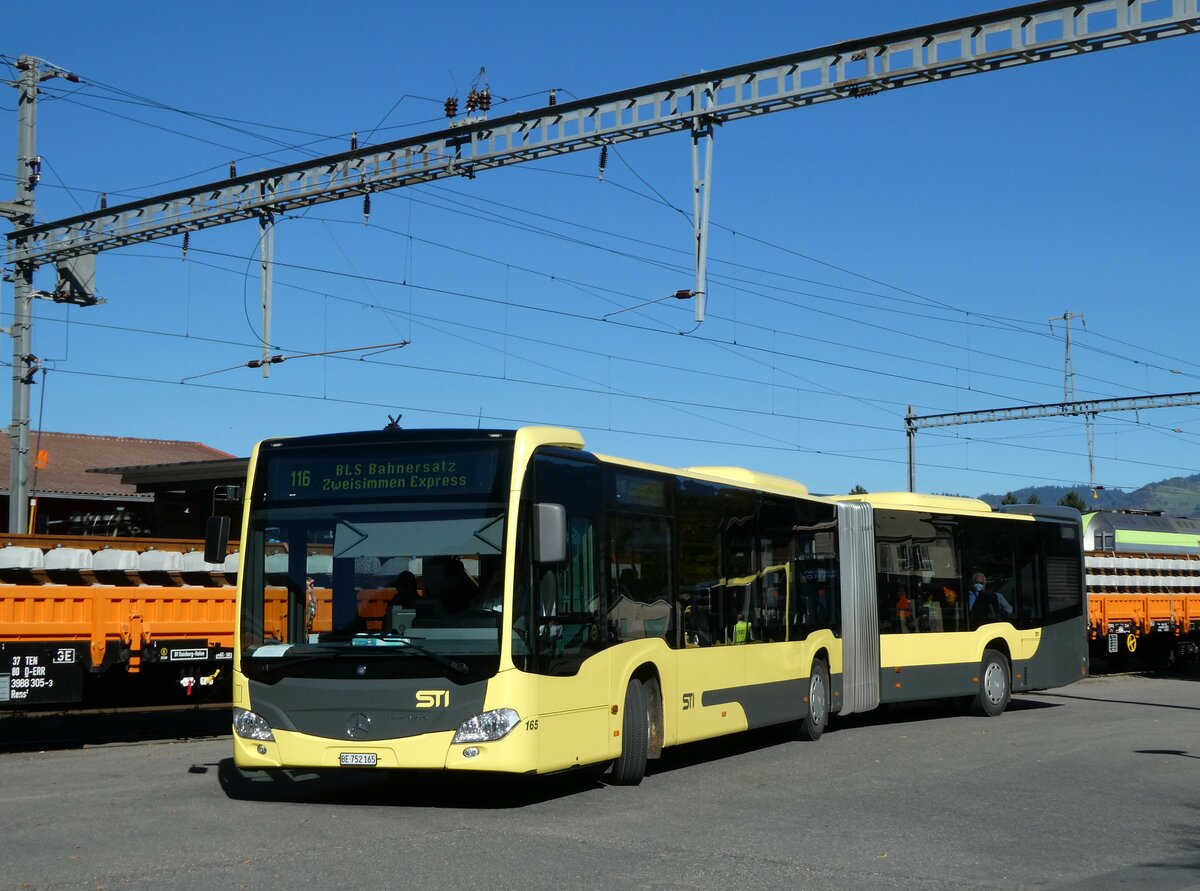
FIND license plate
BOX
[339,752,378,766]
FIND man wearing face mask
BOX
[967,572,1014,627]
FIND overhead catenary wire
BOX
[37,361,1188,490]
[21,68,1192,386]
[144,238,1162,412]
[107,220,1187,431]
[16,74,1192,395]
[17,157,1189,401]
[179,340,411,382]
[14,186,1185,475]
[26,242,1198,479]
[13,273,1199,484]
[157,203,1115,408]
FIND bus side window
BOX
[675,479,720,648]
[519,452,605,677]
[608,512,673,642]
[1012,524,1042,629]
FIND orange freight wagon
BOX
[1085,550,1200,666]
[0,534,237,707]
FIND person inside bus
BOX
[811,586,830,626]
[304,575,318,634]
[733,612,752,644]
[918,583,944,632]
[896,584,912,632]
[391,570,419,606]
[793,586,830,635]
[941,583,961,630]
[967,572,1013,625]
[381,570,419,634]
[442,558,478,612]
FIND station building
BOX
[0,431,246,538]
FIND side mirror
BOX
[204,515,231,565]
[533,503,566,564]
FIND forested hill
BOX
[978,473,1200,518]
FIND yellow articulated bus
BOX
[218,427,1087,785]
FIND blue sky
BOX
[4,0,1198,498]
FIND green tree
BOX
[1000,492,1019,505]
[1057,490,1087,512]
[849,484,868,495]
[1026,494,1041,504]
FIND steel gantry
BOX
[905,392,1200,493]
[5,0,1200,531]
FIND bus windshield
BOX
[238,437,512,678]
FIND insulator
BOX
[247,355,285,369]
[548,89,556,106]
[181,230,189,259]
[363,192,371,226]
[350,131,358,151]
[229,160,237,178]
[466,89,479,113]
[99,192,107,210]
[21,353,39,384]
[444,96,458,118]
[29,155,41,186]
[478,89,491,112]
[599,144,608,176]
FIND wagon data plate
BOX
[339,752,378,766]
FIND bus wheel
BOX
[796,659,830,741]
[972,649,1011,717]
[611,678,649,786]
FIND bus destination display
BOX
[267,448,500,500]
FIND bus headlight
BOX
[233,707,275,742]
[453,708,520,743]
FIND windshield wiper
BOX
[379,632,469,675]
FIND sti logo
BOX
[682,692,695,710]
[415,690,450,708]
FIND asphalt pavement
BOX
[1,672,1197,891]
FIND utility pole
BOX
[1049,311,1100,495]
[1049,311,1085,402]
[906,404,916,492]
[0,57,78,533]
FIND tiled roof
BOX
[0,431,235,498]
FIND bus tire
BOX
[972,649,1011,717]
[642,675,664,759]
[796,658,830,741]
[611,678,649,786]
